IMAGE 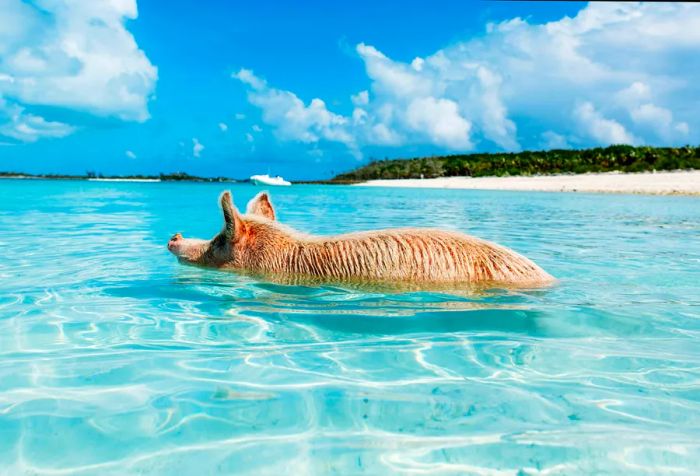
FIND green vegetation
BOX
[4,145,699,184]
[157,172,233,182]
[0,171,235,182]
[332,145,700,182]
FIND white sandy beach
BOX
[355,171,700,196]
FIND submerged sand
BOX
[355,170,700,196]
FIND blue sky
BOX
[1,1,698,179]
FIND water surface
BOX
[1,180,699,474]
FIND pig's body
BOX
[168,192,554,287]
[236,224,551,285]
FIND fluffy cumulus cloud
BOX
[235,2,700,157]
[233,68,359,156]
[574,102,638,145]
[0,97,75,142]
[0,0,157,143]
[192,138,204,158]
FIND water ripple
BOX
[0,181,699,473]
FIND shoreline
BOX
[87,178,161,183]
[0,175,236,183]
[354,170,700,196]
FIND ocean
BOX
[1,179,699,474]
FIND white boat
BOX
[249,174,291,186]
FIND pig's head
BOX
[167,191,281,268]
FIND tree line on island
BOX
[0,171,234,182]
[2,145,698,183]
[330,145,700,182]
[83,171,233,182]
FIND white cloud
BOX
[234,113,246,120]
[218,122,228,132]
[252,124,262,132]
[540,131,571,150]
[192,138,204,158]
[615,82,652,106]
[411,57,425,72]
[233,68,358,155]
[356,43,432,98]
[351,90,369,106]
[0,100,75,142]
[472,66,518,150]
[0,0,157,143]
[405,97,471,149]
[125,150,136,159]
[245,132,254,143]
[369,123,402,146]
[615,81,689,142]
[235,3,700,157]
[574,102,637,145]
[630,103,689,141]
[232,69,265,90]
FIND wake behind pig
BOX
[168,191,554,288]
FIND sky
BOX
[0,1,699,180]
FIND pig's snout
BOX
[168,233,184,253]
[168,233,208,264]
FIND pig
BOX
[167,191,554,288]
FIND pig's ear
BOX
[220,191,244,237]
[246,192,276,221]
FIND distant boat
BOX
[250,174,291,186]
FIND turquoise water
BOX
[1,180,699,474]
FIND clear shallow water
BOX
[0,179,699,475]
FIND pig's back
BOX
[297,228,553,285]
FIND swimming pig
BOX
[168,191,554,287]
